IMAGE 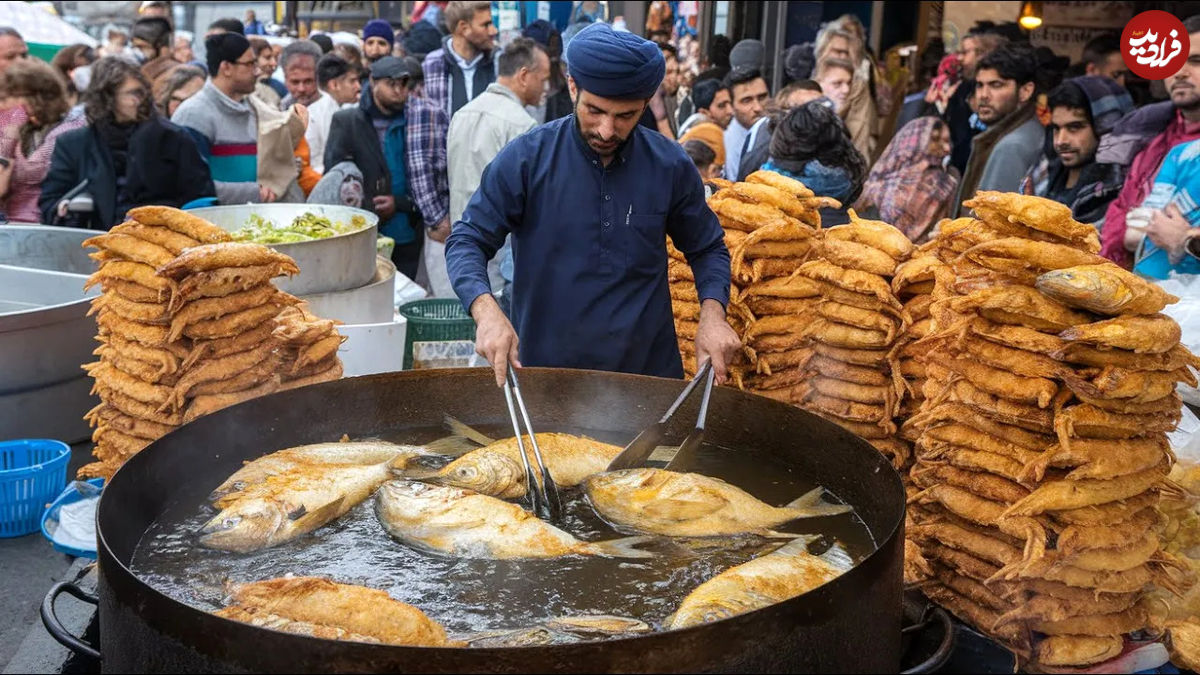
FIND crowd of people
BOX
[1,3,1198,291]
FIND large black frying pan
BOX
[45,368,909,673]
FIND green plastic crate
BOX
[399,299,477,369]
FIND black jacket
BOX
[39,116,214,230]
[323,92,415,222]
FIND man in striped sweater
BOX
[173,32,278,204]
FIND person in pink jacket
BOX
[1099,14,1200,267]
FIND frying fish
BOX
[665,537,853,629]
[407,417,673,498]
[217,576,455,646]
[457,615,651,647]
[375,480,655,559]
[200,445,419,552]
[583,468,851,537]
[210,440,434,500]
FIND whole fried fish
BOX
[375,480,655,559]
[583,468,852,537]
[200,445,416,552]
[217,576,455,646]
[210,440,431,500]
[1036,264,1178,315]
[665,537,853,629]
[407,417,673,498]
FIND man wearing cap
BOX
[446,23,741,387]
[362,19,394,65]
[325,56,449,281]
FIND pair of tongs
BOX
[606,359,716,473]
[502,367,562,521]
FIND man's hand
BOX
[259,184,278,203]
[427,218,452,243]
[694,299,742,385]
[1148,203,1192,259]
[292,103,309,129]
[470,293,520,387]
[373,194,396,220]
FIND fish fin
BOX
[400,466,443,481]
[759,530,810,540]
[290,497,345,529]
[768,535,820,555]
[443,414,495,446]
[647,445,679,463]
[423,435,482,458]
[587,535,658,559]
[643,494,727,520]
[784,487,853,518]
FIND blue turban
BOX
[565,22,664,100]
[363,19,394,46]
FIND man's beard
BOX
[1172,82,1200,111]
[573,103,632,155]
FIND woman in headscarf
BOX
[856,116,958,242]
[763,100,867,208]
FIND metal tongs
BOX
[502,367,562,521]
[606,359,716,473]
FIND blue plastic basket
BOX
[0,439,71,537]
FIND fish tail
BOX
[818,541,855,571]
[388,450,425,471]
[784,487,853,518]
[587,535,658,559]
[422,435,482,458]
[443,414,495,446]
[770,535,819,556]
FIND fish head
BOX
[377,479,466,520]
[428,451,524,496]
[198,498,288,551]
[584,469,663,501]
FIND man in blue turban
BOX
[446,22,739,386]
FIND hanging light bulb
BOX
[1019,1,1044,30]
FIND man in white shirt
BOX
[426,38,549,299]
[306,53,362,174]
[722,66,769,181]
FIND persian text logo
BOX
[1122,10,1189,81]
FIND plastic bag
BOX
[1157,273,1200,406]
[48,481,100,554]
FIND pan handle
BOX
[40,581,101,661]
[900,605,954,674]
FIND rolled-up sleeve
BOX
[665,162,731,307]
[445,143,527,311]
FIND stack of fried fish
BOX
[157,241,307,424]
[714,171,828,397]
[671,170,830,390]
[892,255,943,418]
[903,191,1198,669]
[81,207,344,479]
[783,211,914,468]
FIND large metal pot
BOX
[48,369,907,673]
[0,225,99,441]
[188,204,379,296]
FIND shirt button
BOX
[604,195,611,201]
[592,160,598,166]
[603,221,610,227]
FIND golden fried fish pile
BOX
[672,176,917,468]
[901,191,1199,669]
[80,207,345,479]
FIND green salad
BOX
[231,212,368,243]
